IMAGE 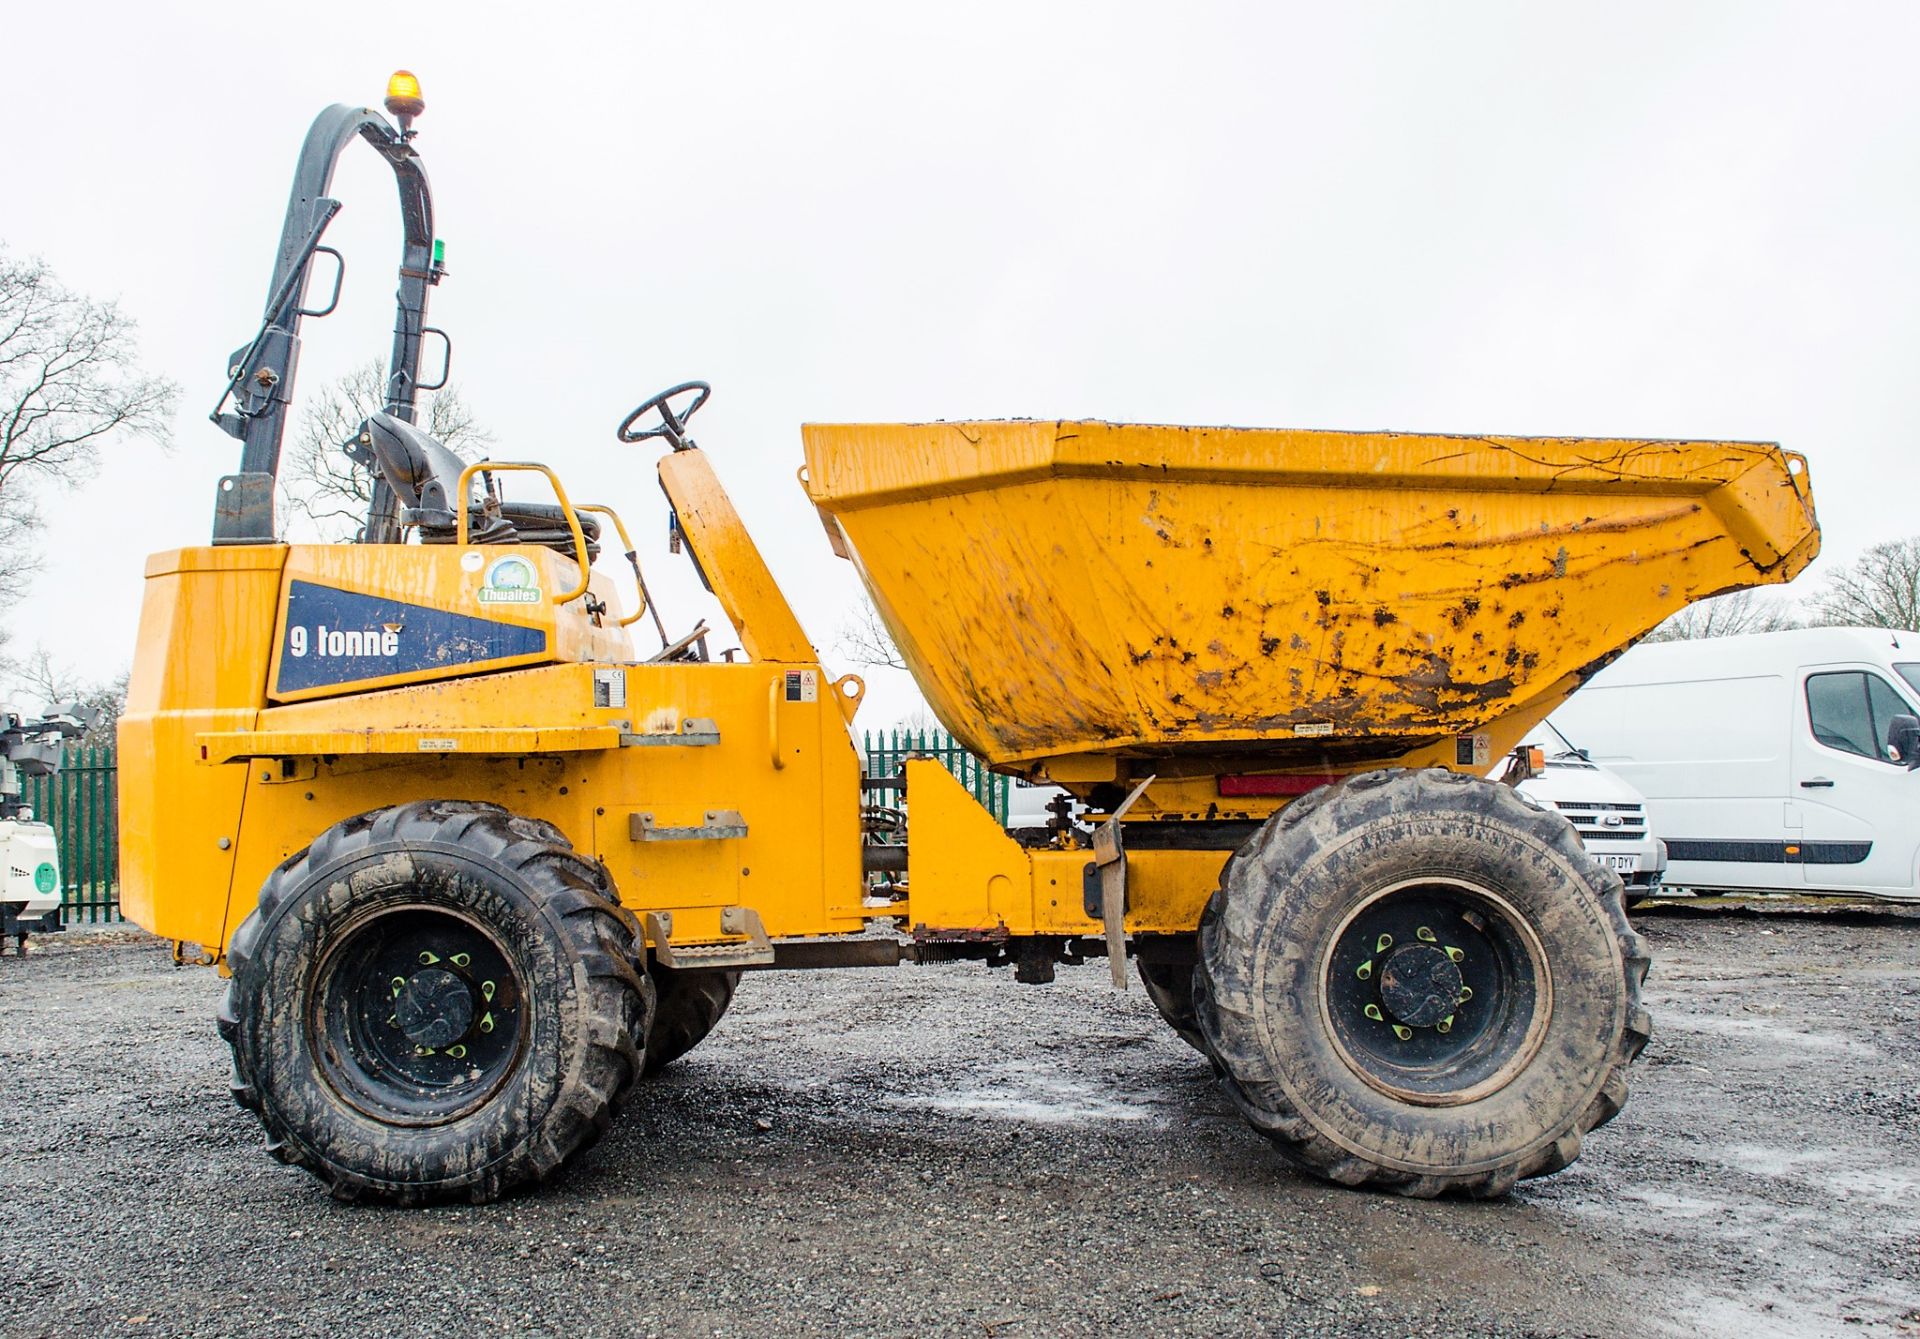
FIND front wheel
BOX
[219,801,652,1205]
[1194,768,1650,1197]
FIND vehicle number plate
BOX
[1593,854,1637,873]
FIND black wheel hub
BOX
[312,906,526,1125]
[1379,943,1463,1029]
[393,967,476,1050]
[1325,880,1545,1104]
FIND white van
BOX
[1548,627,1920,899]
[1498,723,1668,891]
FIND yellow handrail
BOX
[455,461,592,605]
[576,504,648,629]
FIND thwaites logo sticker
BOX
[479,556,542,605]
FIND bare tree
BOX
[12,646,126,749]
[890,704,944,735]
[835,595,906,671]
[1807,536,1920,631]
[281,358,491,541]
[0,252,176,590]
[1644,588,1803,642]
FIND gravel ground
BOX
[2,902,1917,1339]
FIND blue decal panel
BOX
[275,580,549,695]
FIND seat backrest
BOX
[364,411,471,514]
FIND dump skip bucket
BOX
[804,421,1819,773]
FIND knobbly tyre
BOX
[117,74,1821,1204]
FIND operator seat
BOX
[361,412,600,560]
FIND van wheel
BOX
[643,967,740,1074]
[1194,768,1650,1197]
[219,801,652,1205]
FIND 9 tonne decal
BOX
[275,580,548,695]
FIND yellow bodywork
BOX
[122,423,1819,962]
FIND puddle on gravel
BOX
[1717,1143,1920,1206]
[1653,1011,1879,1058]
[889,1060,1159,1126]
[1670,1288,1854,1339]
[1612,1187,1723,1219]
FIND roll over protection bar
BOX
[210,101,444,545]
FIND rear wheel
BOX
[219,801,651,1204]
[1194,768,1650,1197]
[643,967,740,1075]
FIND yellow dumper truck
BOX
[118,76,1821,1204]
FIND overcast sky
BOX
[3,2,1916,723]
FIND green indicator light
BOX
[432,238,446,265]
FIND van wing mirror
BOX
[1888,714,1920,770]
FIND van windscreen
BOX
[1899,664,1920,696]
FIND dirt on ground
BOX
[1,901,1916,1339]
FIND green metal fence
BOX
[22,746,120,924]
[862,729,1009,825]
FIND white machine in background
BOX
[0,703,87,950]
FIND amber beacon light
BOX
[384,70,426,128]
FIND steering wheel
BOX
[617,380,711,449]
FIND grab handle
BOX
[454,461,591,605]
[769,677,785,771]
[577,503,661,636]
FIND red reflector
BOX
[1219,773,1341,797]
